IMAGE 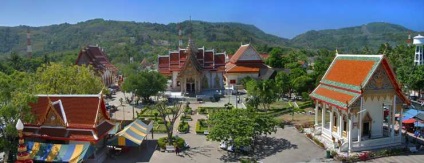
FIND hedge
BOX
[196,119,208,134]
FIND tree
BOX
[122,70,167,103]
[207,109,277,152]
[33,63,103,94]
[275,71,290,99]
[155,101,184,145]
[240,76,253,89]
[246,79,278,110]
[0,71,36,160]
[291,75,314,95]
[265,47,284,68]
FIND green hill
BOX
[290,22,419,52]
[0,20,420,63]
[0,19,289,63]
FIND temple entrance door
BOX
[363,122,370,136]
[186,78,195,93]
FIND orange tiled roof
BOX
[311,54,410,109]
[324,60,375,86]
[314,86,359,103]
[225,62,266,73]
[230,45,250,63]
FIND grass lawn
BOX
[276,107,330,125]
[269,100,291,109]
[153,121,170,133]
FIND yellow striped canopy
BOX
[108,119,152,146]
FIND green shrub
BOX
[178,121,189,133]
[198,107,207,114]
[158,136,185,149]
[180,115,193,121]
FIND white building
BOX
[310,54,410,152]
[413,34,424,66]
[224,44,268,86]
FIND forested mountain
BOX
[0,19,289,63]
[0,19,420,64]
[290,22,419,52]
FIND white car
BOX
[227,144,235,152]
[220,141,227,149]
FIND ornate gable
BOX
[364,64,394,91]
[42,101,66,127]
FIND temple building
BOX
[310,54,410,152]
[224,44,269,86]
[23,94,114,162]
[158,38,226,94]
[75,45,118,87]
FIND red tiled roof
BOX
[230,45,250,63]
[76,46,118,73]
[29,95,109,128]
[229,44,263,64]
[157,47,226,74]
[324,60,375,86]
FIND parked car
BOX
[220,141,227,149]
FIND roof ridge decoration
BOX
[180,37,202,73]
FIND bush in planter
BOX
[178,121,189,133]
[158,136,186,149]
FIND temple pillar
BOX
[315,100,318,126]
[329,107,333,133]
[348,114,353,153]
[339,112,343,137]
[358,97,363,143]
[322,103,325,130]
[391,95,396,140]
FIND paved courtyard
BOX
[106,112,326,163]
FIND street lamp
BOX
[15,119,32,163]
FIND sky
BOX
[0,0,423,38]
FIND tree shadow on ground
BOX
[219,136,297,162]
[181,145,214,159]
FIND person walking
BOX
[175,146,180,156]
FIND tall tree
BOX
[122,70,167,102]
[155,102,184,145]
[275,71,290,99]
[0,71,36,160]
[246,79,278,110]
[34,63,103,94]
[207,109,277,152]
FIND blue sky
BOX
[0,0,423,38]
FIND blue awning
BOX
[402,108,424,121]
